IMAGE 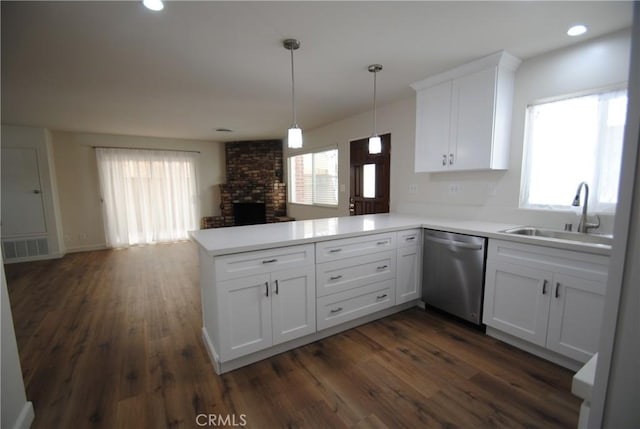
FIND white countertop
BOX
[190,213,612,257]
[572,353,598,401]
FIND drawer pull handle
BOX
[265,281,269,297]
[555,282,561,298]
[376,241,387,245]
[542,280,548,295]
[275,279,279,295]
[329,249,342,253]
[330,307,343,314]
[376,265,388,270]
[330,275,343,281]
[376,294,388,300]
[262,259,277,264]
[406,236,416,241]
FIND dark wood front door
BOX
[349,134,391,215]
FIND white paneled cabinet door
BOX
[450,67,496,170]
[218,274,272,361]
[546,273,606,362]
[271,266,316,345]
[414,81,452,173]
[483,261,552,347]
[396,245,421,304]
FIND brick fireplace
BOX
[210,140,288,228]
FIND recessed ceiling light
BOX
[567,25,588,37]
[143,0,164,11]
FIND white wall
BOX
[50,131,225,252]
[291,29,632,233]
[1,256,35,429]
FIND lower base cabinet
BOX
[217,266,316,361]
[483,240,607,363]
[396,244,421,304]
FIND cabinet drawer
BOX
[316,250,395,297]
[397,229,421,248]
[215,244,314,281]
[315,233,395,263]
[317,280,395,330]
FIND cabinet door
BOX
[450,67,496,170]
[396,245,421,304]
[414,81,452,172]
[546,273,606,363]
[218,274,272,361]
[483,261,551,346]
[271,266,316,345]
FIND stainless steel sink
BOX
[501,226,613,246]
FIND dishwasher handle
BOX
[424,234,484,251]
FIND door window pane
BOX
[363,163,376,198]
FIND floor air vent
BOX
[2,238,49,261]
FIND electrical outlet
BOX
[340,184,346,193]
[448,183,460,194]
[408,184,418,194]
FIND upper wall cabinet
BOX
[411,51,521,173]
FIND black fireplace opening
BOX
[233,202,266,226]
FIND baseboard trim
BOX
[11,401,34,429]
[65,244,108,254]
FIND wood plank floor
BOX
[5,242,580,429]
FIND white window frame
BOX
[519,85,627,214]
[287,147,339,207]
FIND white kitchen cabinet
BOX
[217,265,315,361]
[546,273,606,362]
[218,273,272,360]
[396,229,422,304]
[317,279,395,331]
[483,240,608,364]
[411,51,521,173]
[210,244,316,362]
[316,250,395,297]
[484,260,552,346]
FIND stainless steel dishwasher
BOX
[421,229,487,325]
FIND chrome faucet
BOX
[572,182,600,233]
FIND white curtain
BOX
[96,148,199,248]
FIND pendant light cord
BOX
[372,70,377,136]
[290,47,296,126]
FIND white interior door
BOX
[1,147,47,236]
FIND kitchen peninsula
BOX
[191,213,610,374]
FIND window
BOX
[96,148,199,248]
[288,149,338,206]
[520,89,627,212]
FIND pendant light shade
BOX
[284,39,302,149]
[368,135,382,154]
[368,64,383,154]
[288,126,303,149]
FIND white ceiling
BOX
[1,1,633,142]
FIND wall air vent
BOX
[2,238,49,262]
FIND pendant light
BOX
[284,39,302,149]
[368,64,383,154]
